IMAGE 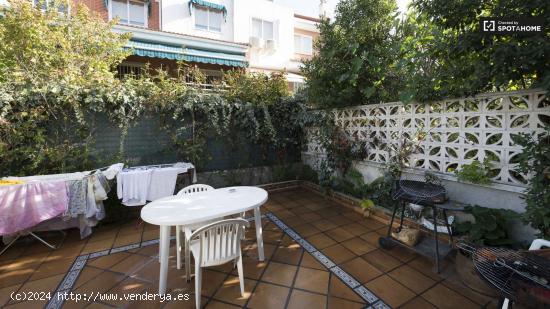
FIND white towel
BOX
[147,167,180,201]
[117,170,152,206]
[103,163,124,180]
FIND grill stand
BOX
[380,199,460,273]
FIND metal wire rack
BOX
[392,174,447,205]
[457,242,550,303]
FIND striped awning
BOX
[189,0,227,17]
[126,40,248,67]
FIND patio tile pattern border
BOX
[44,212,388,309]
[1,188,497,309]
[265,213,389,308]
[45,238,168,309]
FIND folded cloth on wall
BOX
[0,181,68,236]
[117,169,152,206]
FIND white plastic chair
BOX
[500,238,550,309]
[176,184,214,197]
[189,219,249,309]
[175,184,214,270]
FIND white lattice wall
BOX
[304,89,550,187]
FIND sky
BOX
[277,0,411,19]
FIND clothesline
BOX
[123,163,185,171]
[0,161,196,256]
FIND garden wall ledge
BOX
[302,153,527,213]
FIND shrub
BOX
[455,205,518,247]
[454,159,493,185]
[515,127,550,238]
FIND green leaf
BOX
[363,86,376,98]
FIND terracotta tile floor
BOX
[0,188,498,308]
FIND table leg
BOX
[254,207,265,261]
[159,225,171,295]
[158,228,163,263]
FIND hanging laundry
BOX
[117,169,152,206]
[103,163,124,180]
[0,181,68,236]
[1,163,123,239]
[116,162,196,206]
[147,167,181,201]
[66,179,88,218]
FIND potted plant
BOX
[454,205,518,296]
[360,199,375,218]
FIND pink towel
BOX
[0,181,68,235]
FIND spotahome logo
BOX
[480,17,544,35]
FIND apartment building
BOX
[162,0,321,88]
[106,0,321,88]
[69,0,248,80]
[3,0,322,88]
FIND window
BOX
[202,69,223,85]
[251,18,274,40]
[194,7,223,32]
[185,69,223,90]
[110,0,147,27]
[290,81,305,93]
[294,34,313,55]
[116,62,144,79]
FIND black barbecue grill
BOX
[458,242,550,308]
[393,178,447,205]
[380,175,457,273]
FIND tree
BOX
[399,0,550,102]
[0,0,131,175]
[222,70,289,106]
[301,0,400,108]
[516,127,550,239]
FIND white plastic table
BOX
[140,186,268,294]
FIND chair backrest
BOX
[189,219,249,267]
[529,239,550,250]
[176,184,214,196]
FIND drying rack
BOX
[122,163,196,184]
[121,162,197,229]
[0,165,113,256]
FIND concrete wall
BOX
[160,0,320,74]
[162,0,235,41]
[302,153,537,242]
[234,0,295,72]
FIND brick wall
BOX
[74,0,160,30]
[149,0,160,30]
